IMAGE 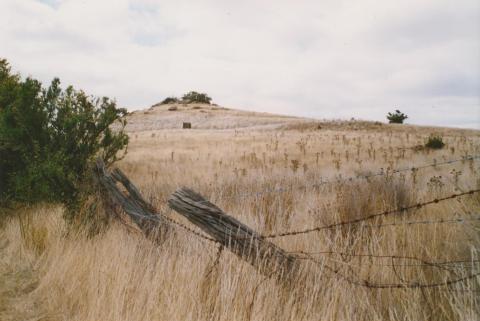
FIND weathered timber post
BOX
[95,159,170,242]
[168,187,299,281]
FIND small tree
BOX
[0,58,129,216]
[387,110,408,124]
[182,91,212,104]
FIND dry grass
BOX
[125,103,305,131]
[1,108,480,321]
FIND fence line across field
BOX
[116,207,480,270]
[167,186,480,289]
[164,212,480,242]
[149,191,480,244]
[120,205,480,270]
[105,176,480,259]
[119,204,480,249]
[95,159,480,292]
[199,154,480,205]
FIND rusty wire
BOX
[260,189,480,239]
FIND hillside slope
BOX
[126,103,479,137]
[125,103,306,131]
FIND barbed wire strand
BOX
[289,250,480,268]
[260,189,480,239]
[205,155,480,204]
[288,250,480,265]
[303,253,480,289]
[356,215,480,229]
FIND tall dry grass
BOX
[1,123,479,321]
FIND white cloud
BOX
[0,0,479,128]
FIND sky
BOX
[1,0,479,129]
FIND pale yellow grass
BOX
[1,108,480,321]
[125,103,306,131]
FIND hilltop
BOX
[125,102,479,137]
[125,102,305,131]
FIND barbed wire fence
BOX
[95,155,480,293]
[165,188,480,291]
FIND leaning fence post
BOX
[168,187,299,281]
[95,158,171,242]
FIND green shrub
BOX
[182,91,212,104]
[387,110,408,124]
[0,59,129,213]
[160,96,179,104]
[425,135,445,149]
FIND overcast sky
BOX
[1,0,479,128]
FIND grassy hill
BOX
[125,102,305,131]
[1,103,479,321]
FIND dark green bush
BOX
[182,91,212,104]
[0,59,129,213]
[387,110,408,124]
[425,135,445,149]
[160,96,179,104]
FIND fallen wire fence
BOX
[95,156,480,292]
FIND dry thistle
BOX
[333,159,341,171]
[291,159,300,173]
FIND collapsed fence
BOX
[95,155,480,291]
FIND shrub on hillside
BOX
[182,91,212,104]
[160,96,179,104]
[425,135,445,149]
[387,110,408,124]
[0,59,129,215]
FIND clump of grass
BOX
[19,212,48,255]
[332,177,411,239]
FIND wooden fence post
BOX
[168,187,299,281]
[95,159,171,242]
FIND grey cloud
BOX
[12,27,102,52]
[370,3,479,51]
[419,74,480,97]
[0,0,479,129]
